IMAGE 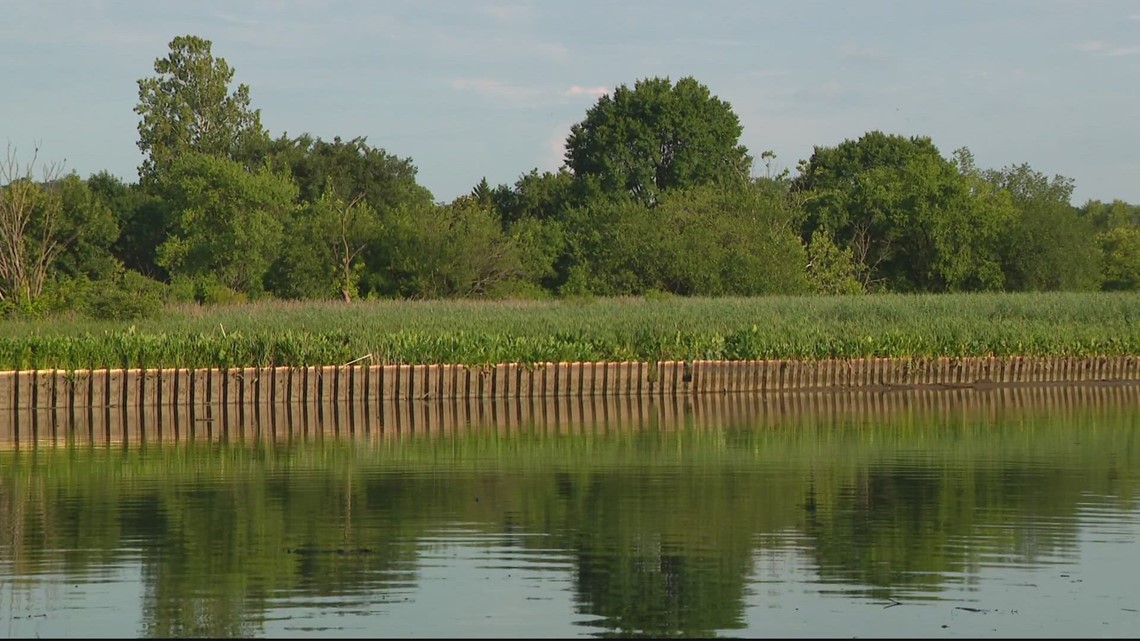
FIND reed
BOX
[0,292,1137,369]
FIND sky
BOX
[2,0,1138,205]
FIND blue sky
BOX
[2,0,1137,204]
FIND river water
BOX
[2,385,1138,638]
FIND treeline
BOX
[2,35,1138,320]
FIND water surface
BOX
[2,386,1139,637]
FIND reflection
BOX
[0,385,1137,637]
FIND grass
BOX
[0,292,1137,369]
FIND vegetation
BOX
[2,34,1139,324]
[0,292,1136,369]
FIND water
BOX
[2,386,1139,638]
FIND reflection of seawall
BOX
[1,368,1138,446]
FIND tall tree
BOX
[564,76,751,206]
[136,35,268,186]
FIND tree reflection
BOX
[0,389,1137,637]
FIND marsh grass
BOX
[0,292,1137,369]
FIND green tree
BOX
[490,169,576,227]
[266,134,433,212]
[371,197,533,298]
[805,229,864,295]
[136,35,268,186]
[564,76,751,206]
[87,171,169,280]
[795,133,1011,292]
[1098,226,1140,290]
[53,174,120,282]
[1079,199,1140,231]
[156,153,297,296]
[982,163,1100,291]
[561,184,809,296]
[266,190,382,301]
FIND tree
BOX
[1080,199,1140,231]
[136,35,268,186]
[156,153,297,296]
[1098,226,1140,290]
[370,198,532,298]
[486,169,576,228]
[794,133,1011,292]
[52,174,120,282]
[982,162,1101,291]
[265,191,381,301]
[267,134,433,212]
[0,145,67,305]
[560,183,809,296]
[564,76,751,206]
[87,171,169,279]
[805,229,864,295]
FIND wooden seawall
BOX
[2,356,1139,412]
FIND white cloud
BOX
[451,77,543,104]
[564,85,609,98]
[1074,40,1140,56]
[1107,45,1140,56]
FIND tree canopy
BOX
[136,35,268,185]
[564,76,752,206]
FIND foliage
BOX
[564,76,751,205]
[266,134,433,212]
[982,161,1101,291]
[806,229,864,295]
[370,197,536,298]
[156,153,297,296]
[87,171,169,279]
[135,35,268,185]
[81,268,167,321]
[1098,226,1140,291]
[14,36,1140,307]
[50,174,120,281]
[1080,199,1140,231]
[489,168,576,227]
[0,145,87,305]
[266,191,381,301]
[795,133,1011,292]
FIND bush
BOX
[82,270,166,321]
[167,274,247,306]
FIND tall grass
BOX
[0,292,1137,369]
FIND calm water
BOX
[2,386,1139,638]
